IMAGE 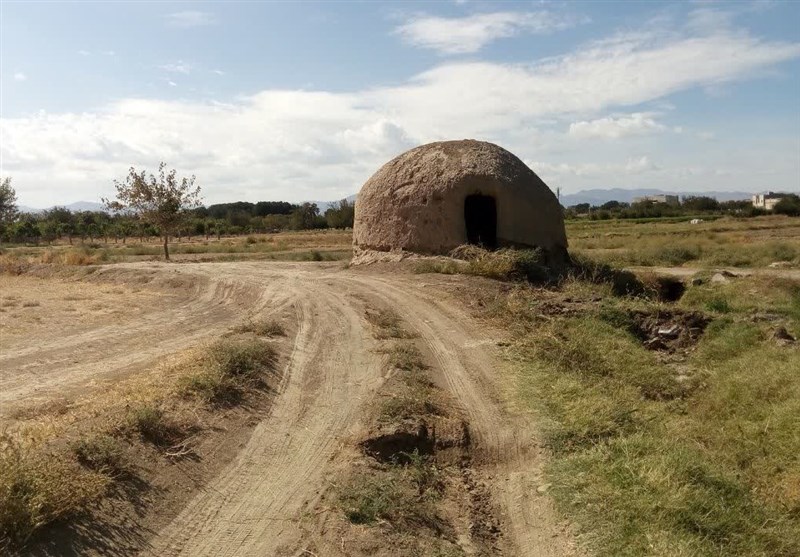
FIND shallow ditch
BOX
[629,310,711,352]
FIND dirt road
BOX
[2,261,574,556]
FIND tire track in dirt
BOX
[4,260,576,555]
[343,274,576,556]
[0,264,294,416]
[141,264,574,556]
[140,273,384,557]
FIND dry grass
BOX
[180,337,278,405]
[1,230,352,268]
[0,334,280,549]
[567,215,800,268]
[232,317,286,337]
[415,245,553,283]
[384,342,428,372]
[365,308,417,339]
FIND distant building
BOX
[632,194,680,205]
[752,192,789,211]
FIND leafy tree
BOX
[682,196,719,212]
[325,199,355,229]
[290,202,321,230]
[773,194,800,217]
[104,163,202,260]
[600,200,628,210]
[1,178,19,236]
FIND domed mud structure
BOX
[353,139,568,259]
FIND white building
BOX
[632,194,680,206]
[752,192,789,211]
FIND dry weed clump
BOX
[416,245,553,283]
[71,434,128,474]
[365,308,417,339]
[180,338,278,405]
[0,435,110,548]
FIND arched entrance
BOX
[464,194,497,249]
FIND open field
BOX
[567,215,800,269]
[0,229,352,268]
[2,215,798,271]
[1,219,798,556]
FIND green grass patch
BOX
[339,451,445,531]
[499,273,800,556]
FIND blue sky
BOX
[1,0,799,207]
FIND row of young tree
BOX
[0,167,356,259]
[562,195,800,220]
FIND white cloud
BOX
[395,11,586,54]
[159,61,193,75]
[211,69,225,76]
[13,72,27,81]
[78,50,90,56]
[165,11,216,28]
[2,18,799,205]
[530,156,659,178]
[569,113,667,139]
[167,81,178,87]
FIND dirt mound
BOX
[353,139,567,257]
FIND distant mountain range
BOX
[19,201,106,214]
[18,189,765,214]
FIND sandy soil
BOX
[3,261,575,556]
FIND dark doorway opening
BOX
[464,195,497,249]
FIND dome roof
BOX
[353,140,567,256]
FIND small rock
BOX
[691,277,705,286]
[537,483,552,494]
[658,324,681,338]
[711,273,732,284]
[769,261,792,269]
[772,327,796,346]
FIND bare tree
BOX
[104,163,202,260]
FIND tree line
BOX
[0,171,355,254]
[563,195,800,220]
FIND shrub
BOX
[209,338,277,379]
[71,434,126,474]
[127,405,178,445]
[181,371,241,405]
[0,436,109,547]
[387,343,427,372]
[183,338,277,405]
